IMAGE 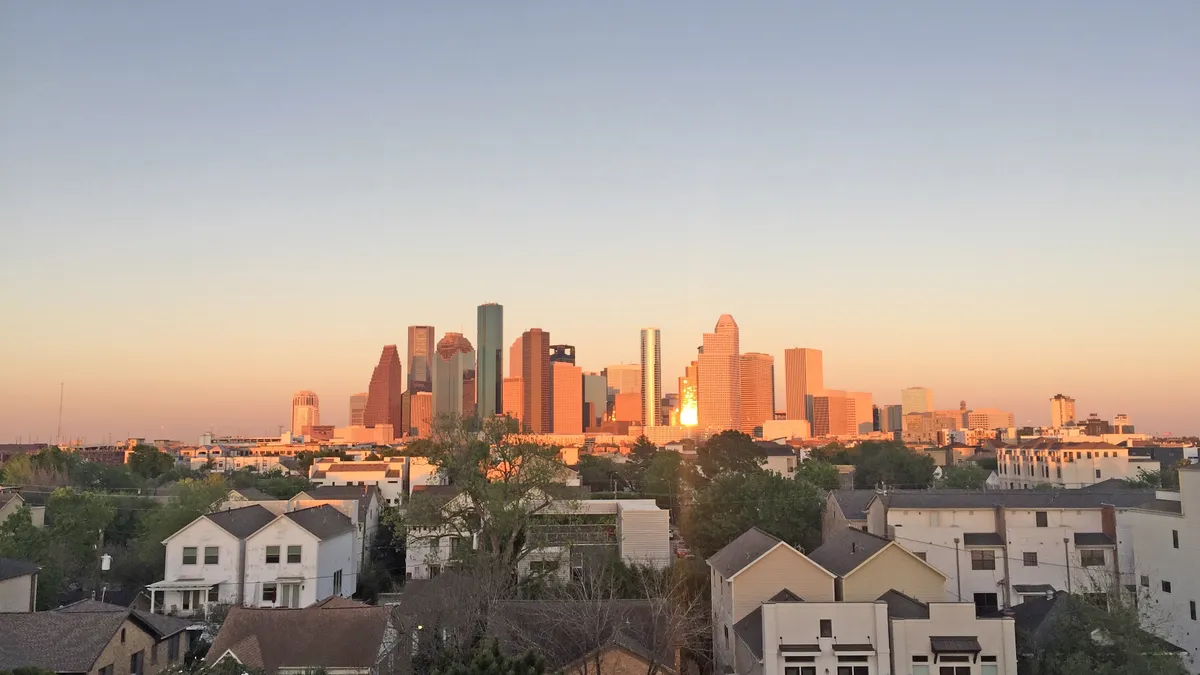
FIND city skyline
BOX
[3,3,1198,440]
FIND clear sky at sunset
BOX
[2,2,1198,442]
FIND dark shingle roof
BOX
[284,505,355,540]
[878,589,930,619]
[205,504,277,538]
[55,599,194,639]
[298,484,380,522]
[881,489,1155,510]
[0,557,39,582]
[769,589,804,602]
[755,441,796,457]
[1012,584,1056,595]
[707,527,782,578]
[491,600,676,672]
[1073,532,1115,547]
[807,527,890,576]
[230,487,276,501]
[1136,498,1183,514]
[733,607,765,659]
[207,604,392,673]
[1076,478,1135,493]
[832,490,876,521]
[1003,591,1185,655]
[0,611,128,671]
[963,532,1005,547]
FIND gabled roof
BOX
[207,604,393,674]
[228,487,276,501]
[283,505,355,540]
[807,527,891,576]
[1073,532,1115,547]
[55,599,194,639]
[878,589,929,619]
[1003,591,1185,654]
[0,557,39,582]
[0,610,130,671]
[769,589,804,602]
[755,441,797,457]
[876,489,1155,511]
[204,504,278,538]
[296,484,380,522]
[733,607,765,660]
[707,527,783,579]
[831,490,876,521]
[0,491,25,507]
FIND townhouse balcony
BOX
[527,523,618,546]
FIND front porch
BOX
[147,578,228,617]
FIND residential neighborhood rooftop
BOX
[707,527,782,578]
[806,527,890,576]
[0,557,39,582]
[283,504,355,540]
[207,603,393,674]
[205,504,278,538]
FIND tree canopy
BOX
[695,430,766,482]
[939,463,990,490]
[811,440,935,489]
[432,640,546,675]
[682,470,823,558]
[127,445,175,479]
[793,460,842,491]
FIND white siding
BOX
[0,573,34,612]
[316,529,357,601]
[244,518,320,607]
[892,603,1017,675]
[617,503,670,568]
[161,517,243,608]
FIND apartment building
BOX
[1120,465,1200,672]
[864,489,1156,614]
[996,440,1158,489]
[710,527,1016,675]
[405,494,669,580]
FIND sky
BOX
[2,2,1198,443]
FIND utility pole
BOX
[56,382,64,445]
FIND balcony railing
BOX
[528,524,618,546]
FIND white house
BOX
[0,492,45,528]
[309,457,408,505]
[149,504,277,616]
[242,505,357,609]
[866,489,1155,613]
[0,558,39,612]
[995,440,1158,489]
[755,441,798,476]
[405,491,669,581]
[291,485,381,573]
[1119,465,1200,672]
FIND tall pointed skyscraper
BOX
[364,345,403,439]
[476,303,504,418]
[407,326,435,393]
[640,328,662,427]
[698,315,740,432]
[433,332,475,418]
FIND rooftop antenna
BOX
[56,382,64,445]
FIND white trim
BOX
[726,541,838,581]
[843,541,949,580]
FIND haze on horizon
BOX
[2,2,1198,442]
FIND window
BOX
[168,635,180,662]
[1095,469,1102,479]
[131,651,145,675]
[974,593,999,615]
[820,619,832,637]
[971,550,996,570]
[787,668,817,675]
[120,627,126,643]
[913,667,929,675]
[287,545,302,563]
[333,569,344,595]
[1173,530,1179,549]
[530,560,559,574]
[1162,580,1172,593]
[266,546,280,564]
[1023,552,1038,567]
[1141,575,1150,587]
[99,665,114,675]
[1035,511,1048,527]
[981,666,998,675]
[262,583,278,603]
[208,585,219,602]
[1080,550,1105,567]
[837,667,869,675]
[940,668,971,675]
[723,625,728,646]
[1190,601,1196,621]
[182,547,197,565]
[914,551,927,561]
[204,546,219,564]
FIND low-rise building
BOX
[0,600,195,675]
[292,485,381,573]
[997,440,1157,489]
[309,456,408,505]
[0,491,46,528]
[1119,465,1200,671]
[756,441,797,476]
[0,557,39,612]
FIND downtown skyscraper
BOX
[640,328,662,428]
[521,328,551,433]
[433,332,475,418]
[476,303,503,418]
[407,325,435,393]
[698,314,740,432]
[291,390,319,436]
[740,353,774,436]
[364,345,403,439]
[784,348,823,422]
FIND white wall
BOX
[244,517,320,607]
[162,518,242,605]
[617,503,670,568]
[315,529,357,601]
[758,602,891,675]
[0,573,35,612]
[891,603,1017,675]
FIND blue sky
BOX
[2,2,1198,440]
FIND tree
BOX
[70,461,141,491]
[45,488,118,583]
[0,506,62,609]
[397,415,576,573]
[431,640,546,675]
[630,436,658,465]
[117,476,229,587]
[976,456,999,472]
[0,454,71,488]
[813,440,935,489]
[683,471,823,558]
[1023,592,1188,675]
[128,444,175,479]
[694,431,765,482]
[939,463,990,490]
[793,460,842,491]
[576,455,624,493]
[641,451,687,515]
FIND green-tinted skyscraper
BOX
[476,302,504,418]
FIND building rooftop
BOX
[0,557,39,582]
[707,527,783,579]
[55,599,194,639]
[832,490,877,521]
[878,589,930,619]
[205,504,278,539]
[877,489,1155,511]
[228,487,277,501]
[207,604,393,673]
[284,505,355,540]
[0,610,128,672]
[807,527,891,576]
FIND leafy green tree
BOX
[813,440,935,489]
[695,431,766,482]
[630,435,658,464]
[939,463,990,490]
[683,471,823,558]
[70,461,141,491]
[1024,592,1188,675]
[117,476,229,587]
[793,460,842,491]
[0,453,71,488]
[577,455,624,493]
[1,667,60,675]
[296,448,347,473]
[128,444,175,479]
[641,450,687,514]
[0,506,62,609]
[976,456,999,472]
[45,488,117,583]
[432,639,546,675]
